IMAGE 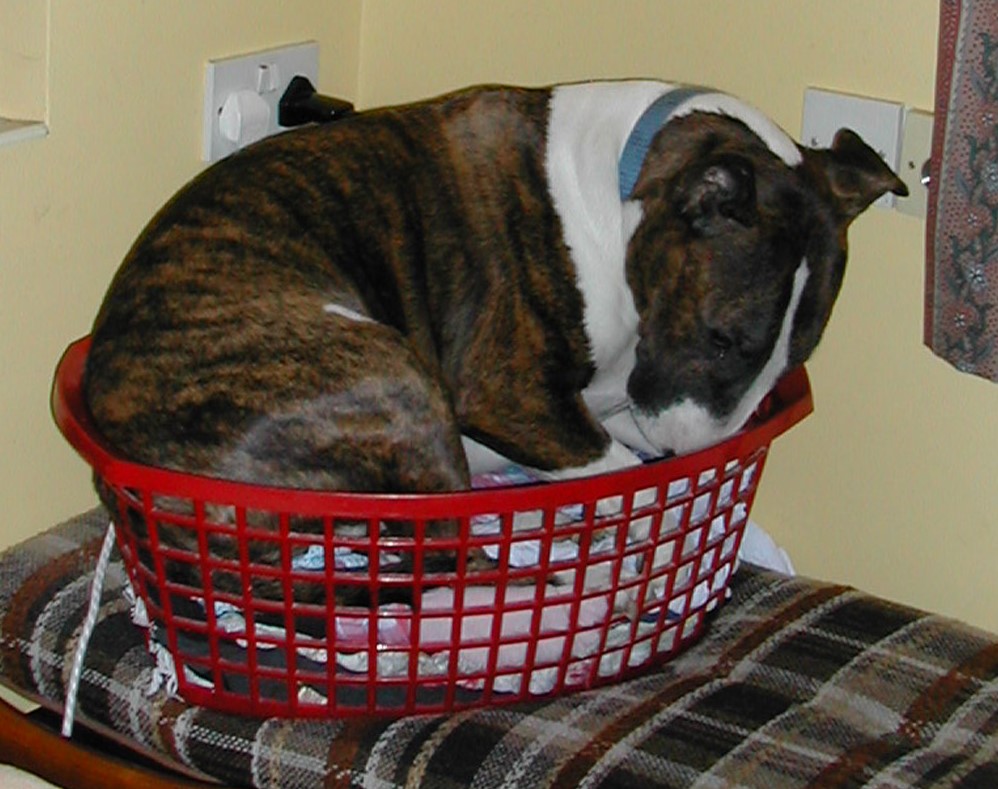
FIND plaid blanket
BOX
[1,508,996,788]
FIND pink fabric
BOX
[926,0,998,381]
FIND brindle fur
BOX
[88,86,599,604]
[84,84,905,605]
[624,113,903,418]
[87,88,602,484]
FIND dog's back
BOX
[84,86,601,493]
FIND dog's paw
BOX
[530,441,650,520]
[531,439,642,483]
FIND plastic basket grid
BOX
[52,337,812,718]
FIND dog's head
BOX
[625,111,906,454]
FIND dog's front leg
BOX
[529,438,642,484]
[529,439,658,519]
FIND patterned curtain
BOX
[925,0,998,381]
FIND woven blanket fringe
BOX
[122,579,180,698]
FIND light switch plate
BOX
[203,41,319,162]
[801,87,904,209]
[896,109,934,219]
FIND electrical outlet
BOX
[896,109,933,219]
[801,87,904,210]
[203,41,319,162]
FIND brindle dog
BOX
[83,82,906,605]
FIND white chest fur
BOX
[544,81,668,422]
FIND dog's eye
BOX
[708,329,734,359]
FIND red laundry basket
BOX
[52,336,812,718]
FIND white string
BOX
[61,520,117,738]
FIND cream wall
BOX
[3,2,996,632]
[356,0,998,630]
[0,1,361,543]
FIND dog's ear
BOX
[814,128,909,221]
[676,154,758,234]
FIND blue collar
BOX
[618,86,706,200]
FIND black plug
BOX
[278,76,354,127]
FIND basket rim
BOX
[51,336,813,517]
